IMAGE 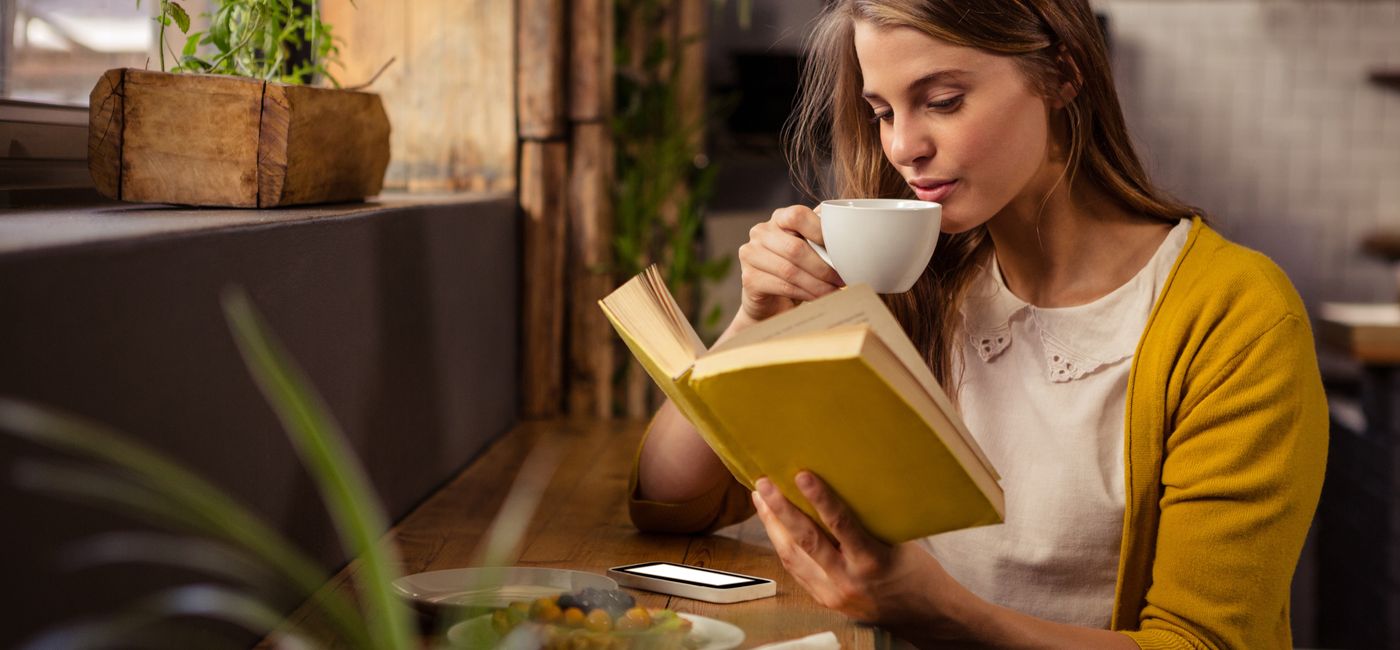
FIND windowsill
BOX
[0,190,513,257]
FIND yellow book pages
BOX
[690,325,1003,544]
[597,297,761,488]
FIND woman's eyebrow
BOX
[862,69,970,100]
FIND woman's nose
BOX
[888,116,936,168]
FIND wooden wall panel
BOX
[519,0,568,139]
[567,123,615,418]
[322,0,515,192]
[521,140,570,418]
[569,0,614,122]
[677,0,706,152]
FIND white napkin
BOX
[752,631,841,650]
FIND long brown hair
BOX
[784,0,1198,390]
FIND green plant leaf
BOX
[20,585,312,650]
[181,30,201,57]
[168,1,190,33]
[221,287,414,650]
[209,5,231,55]
[703,303,725,331]
[179,55,211,72]
[0,402,374,649]
[61,532,283,596]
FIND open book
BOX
[599,266,1004,544]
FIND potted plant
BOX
[87,1,390,208]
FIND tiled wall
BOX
[1095,0,1400,308]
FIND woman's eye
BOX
[868,109,893,124]
[928,95,964,112]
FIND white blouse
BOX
[921,219,1190,627]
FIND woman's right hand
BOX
[736,205,846,324]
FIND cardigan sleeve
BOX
[627,423,757,535]
[1121,314,1328,649]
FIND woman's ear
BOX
[1051,46,1084,109]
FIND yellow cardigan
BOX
[628,218,1328,649]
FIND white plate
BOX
[392,567,617,608]
[683,614,746,650]
[445,612,744,650]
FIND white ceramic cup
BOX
[808,198,942,294]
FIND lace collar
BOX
[960,221,1190,383]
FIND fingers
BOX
[756,478,845,571]
[750,487,836,603]
[758,224,845,289]
[739,260,820,303]
[766,207,838,281]
[794,471,883,560]
[742,241,842,301]
[770,205,823,244]
[735,205,845,322]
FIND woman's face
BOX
[853,20,1057,233]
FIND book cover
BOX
[600,266,1004,544]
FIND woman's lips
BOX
[910,179,957,203]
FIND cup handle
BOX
[806,239,834,266]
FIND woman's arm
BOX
[1119,313,1327,649]
[635,399,730,502]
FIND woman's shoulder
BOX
[1160,218,1309,329]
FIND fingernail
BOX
[757,478,775,496]
[796,472,815,490]
[752,491,771,514]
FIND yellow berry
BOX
[530,597,562,623]
[616,607,651,631]
[584,608,613,633]
[562,607,586,627]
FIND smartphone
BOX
[608,561,777,604]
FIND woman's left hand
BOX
[750,472,971,631]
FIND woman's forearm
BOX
[635,399,731,502]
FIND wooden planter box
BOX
[88,68,390,208]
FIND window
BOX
[2,0,155,106]
[0,1,207,196]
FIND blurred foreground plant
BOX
[0,288,555,649]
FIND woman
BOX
[630,1,1326,647]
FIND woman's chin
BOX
[939,215,985,235]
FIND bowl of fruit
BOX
[445,587,743,650]
[393,566,617,622]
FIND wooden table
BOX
[275,419,883,649]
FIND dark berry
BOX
[556,587,635,618]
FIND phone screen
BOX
[615,562,767,588]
